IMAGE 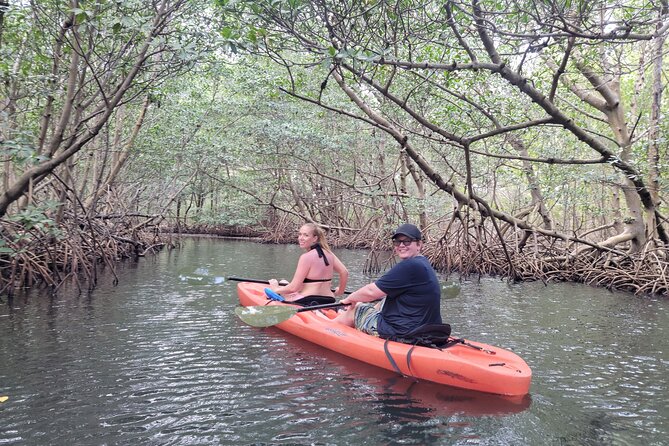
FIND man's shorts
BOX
[354,303,381,336]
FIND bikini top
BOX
[304,243,331,283]
[303,277,331,283]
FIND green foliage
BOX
[7,202,62,234]
[1,204,64,256]
[0,240,13,255]
[207,0,669,239]
[4,0,667,247]
[0,136,48,166]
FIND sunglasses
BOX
[392,239,415,247]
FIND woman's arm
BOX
[332,254,349,296]
[269,253,310,294]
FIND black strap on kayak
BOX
[383,339,423,381]
[383,340,431,380]
[384,339,415,380]
[382,324,453,379]
[406,345,417,376]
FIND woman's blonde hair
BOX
[302,222,331,251]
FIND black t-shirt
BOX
[374,255,442,337]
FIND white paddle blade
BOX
[234,305,296,327]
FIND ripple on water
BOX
[1,239,668,446]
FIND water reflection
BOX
[0,237,667,446]
[273,332,532,419]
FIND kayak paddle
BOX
[226,276,353,294]
[227,276,275,285]
[235,301,349,327]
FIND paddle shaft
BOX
[295,301,349,312]
[226,276,352,295]
[227,277,272,284]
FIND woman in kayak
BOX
[334,223,441,338]
[268,222,348,302]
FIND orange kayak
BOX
[236,282,532,396]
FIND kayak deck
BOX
[236,282,532,396]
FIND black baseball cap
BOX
[391,223,422,240]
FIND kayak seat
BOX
[293,295,336,307]
[386,323,452,348]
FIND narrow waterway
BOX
[1,238,667,445]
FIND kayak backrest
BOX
[387,323,452,348]
[294,295,337,307]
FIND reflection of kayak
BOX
[274,331,532,417]
[236,282,532,396]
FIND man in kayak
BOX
[334,223,442,337]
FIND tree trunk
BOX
[0,1,181,219]
[645,4,668,241]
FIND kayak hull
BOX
[236,282,532,396]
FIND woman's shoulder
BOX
[300,249,320,261]
[301,247,335,265]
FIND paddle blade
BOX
[234,305,298,327]
[179,267,225,285]
[442,282,461,299]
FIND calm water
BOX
[1,238,667,445]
